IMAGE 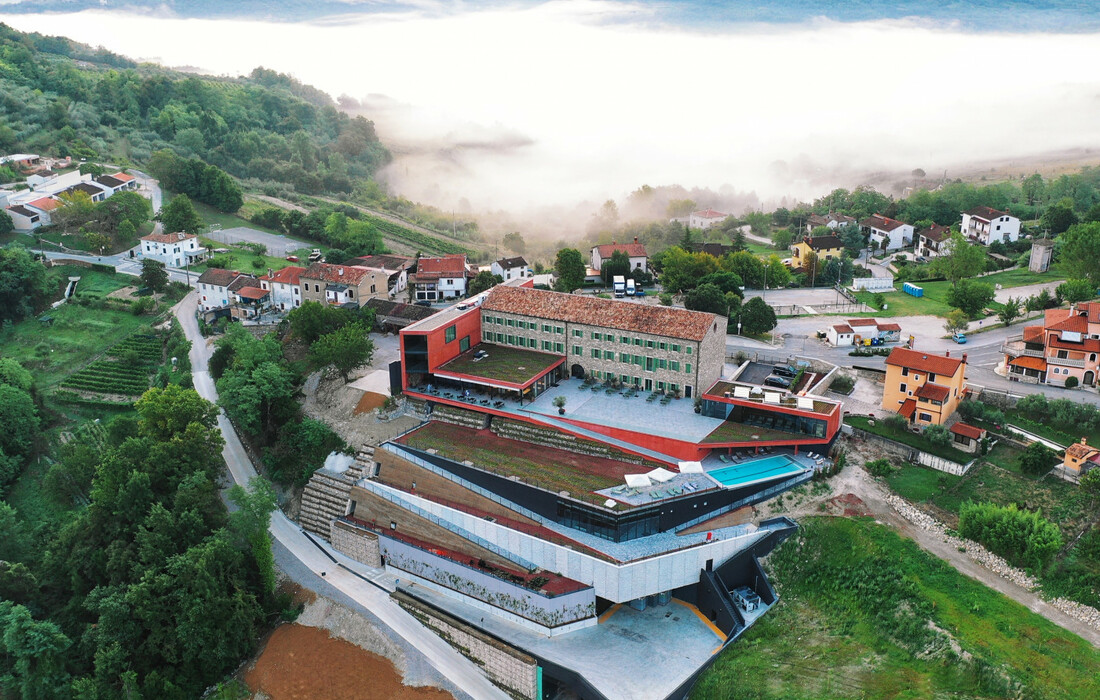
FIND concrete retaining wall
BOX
[393,590,540,700]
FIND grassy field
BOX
[845,415,973,463]
[979,265,1066,288]
[191,198,285,237]
[692,517,1100,700]
[0,300,157,387]
[194,237,312,274]
[886,464,961,502]
[852,287,955,318]
[52,264,134,298]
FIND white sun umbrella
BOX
[625,474,652,488]
[647,467,677,483]
[678,461,704,473]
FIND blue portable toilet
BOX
[903,283,924,298]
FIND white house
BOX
[259,265,306,312]
[140,231,205,268]
[93,172,139,196]
[491,256,530,282]
[590,238,648,273]
[197,268,248,312]
[861,214,913,251]
[961,206,1020,246]
[827,323,855,346]
[410,254,470,301]
[4,205,43,232]
[345,254,413,298]
[688,209,728,230]
[916,224,952,258]
[805,212,857,233]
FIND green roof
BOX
[437,343,563,386]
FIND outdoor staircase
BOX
[298,447,373,541]
[405,396,431,420]
[430,404,490,430]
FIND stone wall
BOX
[393,591,539,700]
[330,519,381,567]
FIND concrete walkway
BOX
[174,293,509,700]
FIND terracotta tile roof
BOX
[1009,356,1047,371]
[805,235,843,250]
[345,254,413,271]
[495,256,528,269]
[27,197,60,211]
[862,214,908,232]
[692,208,727,219]
[1066,440,1099,460]
[235,286,269,300]
[1042,308,1072,328]
[1022,326,1045,344]
[1079,301,1100,324]
[918,224,951,243]
[142,231,197,244]
[832,324,854,334]
[416,254,468,277]
[112,172,135,182]
[965,205,1011,221]
[877,322,903,332]
[197,268,242,287]
[260,265,306,286]
[1047,313,1088,333]
[1047,335,1100,352]
[915,383,951,402]
[950,422,984,440]
[482,286,719,342]
[847,318,878,327]
[594,242,647,258]
[301,263,376,285]
[886,347,964,376]
[898,398,917,419]
[227,274,258,293]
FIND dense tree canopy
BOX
[1059,222,1100,286]
[0,247,51,324]
[553,248,586,293]
[157,193,204,235]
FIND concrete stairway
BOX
[298,447,373,541]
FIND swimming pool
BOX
[706,454,806,488]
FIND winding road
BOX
[173,293,509,700]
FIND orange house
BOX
[882,347,967,426]
[1063,438,1100,476]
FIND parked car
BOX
[772,364,796,378]
[952,332,967,344]
[634,289,646,297]
[285,255,299,262]
[763,375,791,389]
[915,256,928,263]
[415,300,433,307]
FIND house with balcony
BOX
[917,224,952,258]
[299,262,388,308]
[140,231,205,268]
[197,268,253,313]
[882,347,967,427]
[861,214,913,251]
[1002,303,1100,387]
[410,254,471,301]
[961,206,1020,246]
[345,254,414,297]
[258,265,306,312]
[590,238,648,273]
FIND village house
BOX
[258,266,306,312]
[409,254,472,301]
[23,197,61,226]
[345,254,414,297]
[1062,438,1100,477]
[916,224,952,258]
[196,268,250,312]
[949,422,986,454]
[790,234,844,271]
[3,205,43,232]
[140,231,205,268]
[490,256,530,282]
[882,347,967,427]
[961,206,1020,246]
[590,238,648,273]
[804,212,857,233]
[688,208,728,230]
[299,262,389,308]
[826,318,902,346]
[861,214,914,251]
[92,172,139,196]
[1003,303,1100,387]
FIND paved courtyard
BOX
[205,226,312,258]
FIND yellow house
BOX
[882,347,967,426]
[1063,438,1100,476]
[790,235,845,269]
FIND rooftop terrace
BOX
[706,380,838,416]
[436,343,563,387]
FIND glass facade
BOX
[556,501,660,542]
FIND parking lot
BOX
[205,227,312,258]
[737,361,781,385]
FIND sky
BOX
[2,0,1100,216]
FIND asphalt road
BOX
[174,293,509,700]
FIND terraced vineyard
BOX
[111,334,162,362]
[361,213,470,255]
[58,334,163,401]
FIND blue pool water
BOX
[707,455,806,488]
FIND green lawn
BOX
[52,264,134,298]
[852,287,955,318]
[438,344,562,385]
[189,198,287,237]
[845,415,973,463]
[979,265,1066,288]
[194,237,312,275]
[692,517,1100,700]
[886,465,961,502]
[0,301,157,387]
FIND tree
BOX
[0,600,72,699]
[659,247,720,293]
[135,384,219,442]
[684,284,730,317]
[946,279,994,316]
[553,248,586,292]
[724,251,766,288]
[1056,278,1095,304]
[599,249,632,285]
[922,424,951,448]
[1019,441,1055,476]
[158,193,203,235]
[0,384,39,465]
[997,297,1021,325]
[696,271,744,296]
[140,259,169,291]
[310,321,374,383]
[958,501,1062,570]
[502,231,526,254]
[943,308,970,334]
[1059,223,1100,286]
[1080,468,1100,503]
[1041,200,1077,234]
[97,190,152,232]
[738,296,777,335]
[264,418,346,486]
[467,271,503,296]
[932,232,986,285]
[772,228,794,250]
[0,247,50,324]
[1022,173,1044,206]
[0,358,33,394]
[52,190,97,231]
[287,301,355,344]
[0,209,12,235]
[228,477,278,595]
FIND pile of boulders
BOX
[882,492,1100,632]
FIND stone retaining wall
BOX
[330,519,381,567]
[393,590,539,700]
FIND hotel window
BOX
[686,347,692,355]
[685,363,691,374]
[633,355,642,366]
[445,325,456,343]
[592,332,600,340]
[573,345,583,355]
[543,324,552,332]
[508,334,515,345]
[634,338,642,346]
[621,374,630,384]
[460,336,470,352]
[659,342,667,350]
[483,331,492,341]
[621,336,630,344]
[542,340,552,351]
[573,329,583,338]
[507,318,515,327]
[670,361,680,371]
[592,349,600,358]
[554,342,563,353]
[555,326,564,334]
[604,350,615,360]
[672,344,680,352]
[496,332,504,342]
[657,381,666,391]
[496,317,503,325]
[646,340,655,349]
[621,354,631,364]
[658,359,667,369]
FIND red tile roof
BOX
[898,398,917,419]
[1079,301,1100,325]
[692,208,727,219]
[27,197,60,211]
[236,286,269,300]
[877,322,903,332]
[832,324,854,334]
[142,231,196,244]
[1047,335,1100,352]
[594,242,647,258]
[846,318,878,327]
[862,214,908,232]
[482,286,719,342]
[950,422,984,440]
[301,263,376,285]
[965,206,1011,222]
[918,223,951,243]
[1066,439,1099,460]
[1008,356,1047,371]
[1042,308,1072,328]
[260,265,306,286]
[1022,326,1045,344]
[112,172,135,182]
[886,347,964,376]
[197,268,243,288]
[1047,313,1088,334]
[416,254,468,277]
[915,383,951,402]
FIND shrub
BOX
[1019,441,1056,475]
[957,400,985,422]
[829,374,855,395]
[958,501,1062,570]
[865,459,896,477]
[883,414,909,432]
[922,424,952,448]
[1064,376,1079,389]
[250,257,266,270]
